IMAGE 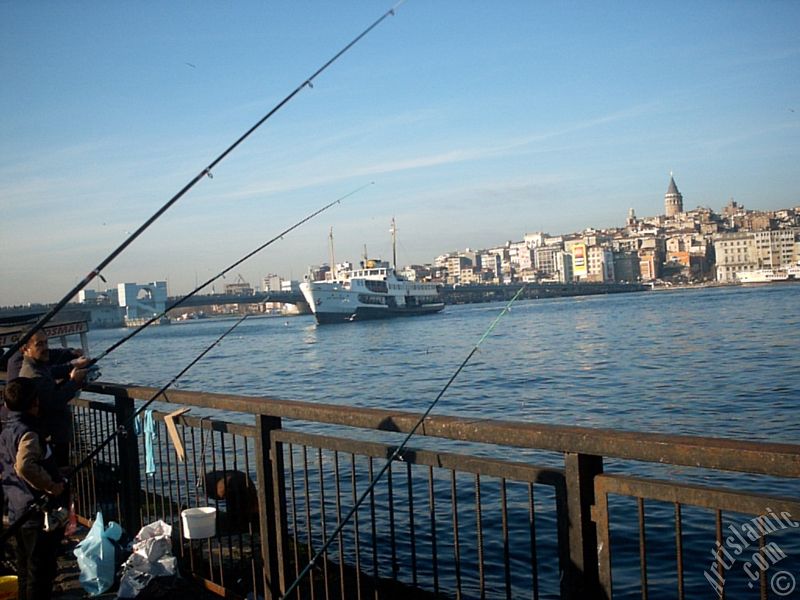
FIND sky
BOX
[1,1,799,306]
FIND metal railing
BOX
[69,382,800,600]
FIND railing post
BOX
[114,390,142,534]
[255,415,284,600]
[563,452,604,599]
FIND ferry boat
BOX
[300,220,444,324]
[737,264,800,284]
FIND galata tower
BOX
[664,174,683,217]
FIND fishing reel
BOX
[86,364,102,383]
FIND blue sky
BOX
[1,1,798,305]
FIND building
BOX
[117,281,168,325]
[399,265,432,282]
[714,229,798,281]
[263,274,282,292]
[586,246,615,282]
[445,254,473,285]
[665,175,684,217]
[534,246,559,277]
[78,287,119,305]
[477,253,502,282]
[523,232,547,248]
[613,251,641,282]
[752,229,797,269]
[714,233,758,282]
[553,251,573,283]
[509,241,533,271]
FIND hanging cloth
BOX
[136,410,157,476]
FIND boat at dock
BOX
[736,263,799,284]
[300,220,444,324]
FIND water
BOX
[87,284,800,598]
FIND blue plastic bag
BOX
[73,512,123,596]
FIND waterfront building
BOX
[613,251,641,282]
[511,243,534,271]
[713,233,758,282]
[564,241,588,281]
[752,229,798,269]
[78,287,119,305]
[533,245,559,276]
[507,241,531,271]
[483,245,513,281]
[664,175,684,217]
[586,245,615,283]
[477,252,502,282]
[118,281,168,325]
[553,251,573,283]
[713,229,799,282]
[459,265,491,284]
[445,254,473,285]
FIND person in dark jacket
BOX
[18,332,87,467]
[0,377,67,600]
[5,345,86,383]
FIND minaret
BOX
[665,173,683,217]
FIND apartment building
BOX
[714,233,757,282]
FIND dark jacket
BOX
[19,357,79,445]
[0,411,63,527]
[5,347,78,382]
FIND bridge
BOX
[171,282,647,310]
[167,290,306,309]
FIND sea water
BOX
[88,284,800,598]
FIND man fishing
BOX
[5,344,86,383]
[18,332,89,467]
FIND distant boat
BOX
[300,220,444,324]
[736,264,799,284]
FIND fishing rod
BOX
[1,1,405,365]
[0,315,249,546]
[89,182,372,367]
[281,285,527,599]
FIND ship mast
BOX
[390,217,397,269]
[329,227,336,280]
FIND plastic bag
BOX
[73,512,123,596]
[117,520,177,599]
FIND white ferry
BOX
[300,221,444,324]
[737,264,800,284]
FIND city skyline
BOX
[6,190,797,308]
[2,2,799,305]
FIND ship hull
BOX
[313,303,445,324]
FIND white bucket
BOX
[181,507,217,539]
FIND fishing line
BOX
[281,284,527,599]
[1,1,405,364]
[0,315,249,546]
[90,182,373,366]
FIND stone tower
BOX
[664,174,683,217]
